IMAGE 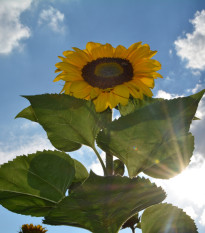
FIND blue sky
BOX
[0,0,205,232]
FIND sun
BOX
[156,156,205,207]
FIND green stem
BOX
[105,108,113,176]
[106,152,113,176]
[93,147,107,176]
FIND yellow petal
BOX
[61,82,72,94]
[107,92,119,109]
[90,87,101,99]
[113,84,130,99]
[153,72,163,78]
[128,45,151,63]
[133,59,161,73]
[124,82,143,99]
[63,50,74,57]
[134,79,153,97]
[70,81,90,93]
[86,42,102,54]
[65,51,90,68]
[55,62,81,73]
[139,77,155,88]
[113,45,127,58]
[91,43,114,60]
[126,42,142,57]
[55,68,61,73]
[93,93,108,112]
[73,85,92,99]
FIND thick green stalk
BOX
[105,108,113,176]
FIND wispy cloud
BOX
[174,10,205,71]
[156,90,183,99]
[0,121,54,164]
[0,0,32,54]
[38,6,65,33]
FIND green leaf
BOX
[0,150,75,217]
[44,172,166,233]
[16,105,37,122]
[113,159,125,176]
[118,96,163,116]
[121,213,140,230]
[72,159,89,184]
[16,94,108,152]
[97,90,205,178]
[141,203,198,233]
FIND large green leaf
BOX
[44,172,166,233]
[16,94,108,152]
[118,96,163,116]
[97,90,205,178]
[0,150,76,216]
[141,203,198,233]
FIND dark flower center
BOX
[82,57,133,89]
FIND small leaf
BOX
[17,94,108,151]
[193,116,200,120]
[141,203,198,233]
[97,90,205,178]
[113,159,125,176]
[44,172,166,233]
[0,150,75,217]
[121,213,140,230]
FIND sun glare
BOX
[157,157,205,207]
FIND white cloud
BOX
[38,6,65,33]
[184,206,198,220]
[89,151,105,176]
[0,0,32,54]
[156,90,183,99]
[200,209,205,226]
[0,130,54,165]
[174,10,205,70]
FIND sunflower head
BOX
[19,224,47,233]
[54,42,162,112]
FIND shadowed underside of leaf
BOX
[141,203,198,233]
[16,94,109,152]
[0,150,77,216]
[44,172,166,233]
[97,90,205,178]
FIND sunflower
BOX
[54,42,162,112]
[19,224,47,233]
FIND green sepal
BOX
[44,171,166,233]
[16,94,109,152]
[0,150,76,217]
[141,203,198,233]
[97,90,205,178]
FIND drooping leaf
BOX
[0,150,75,217]
[16,94,109,152]
[43,172,166,233]
[141,203,198,233]
[97,90,205,178]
